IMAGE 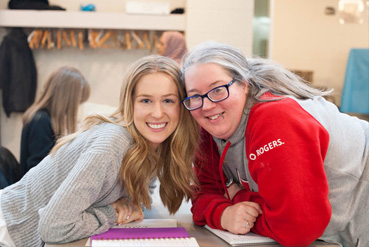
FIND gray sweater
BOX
[1,123,141,246]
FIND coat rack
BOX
[27,28,161,52]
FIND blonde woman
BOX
[0,55,199,247]
[20,66,90,176]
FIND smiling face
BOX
[133,72,180,150]
[184,63,248,140]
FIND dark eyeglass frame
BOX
[182,78,236,111]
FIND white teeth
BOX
[209,113,221,120]
[148,123,166,129]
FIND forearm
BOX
[39,152,120,244]
[253,202,330,246]
[231,186,330,246]
[40,204,117,244]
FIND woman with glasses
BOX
[181,41,369,247]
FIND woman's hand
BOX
[220,201,262,234]
[111,197,144,225]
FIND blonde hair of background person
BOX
[19,66,90,176]
[156,31,187,64]
[0,55,199,247]
[54,55,199,213]
[181,41,369,247]
[22,66,90,137]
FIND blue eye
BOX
[141,99,151,103]
[164,99,175,103]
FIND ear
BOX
[240,81,249,94]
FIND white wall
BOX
[186,0,254,56]
[0,0,254,160]
[270,0,369,105]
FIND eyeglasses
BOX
[182,78,236,111]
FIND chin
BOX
[210,132,225,140]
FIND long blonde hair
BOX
[22,66,90,138]
[52,56,199,214]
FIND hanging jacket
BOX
[0,28,37,117]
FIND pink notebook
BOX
[90,227,199,247]
[91,227,189,240]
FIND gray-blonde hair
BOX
[181,41,332,107]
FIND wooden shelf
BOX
[0,10,185,31]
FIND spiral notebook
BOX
[205,225,276,246]
[91,227,199,247]
[85,219,177,246]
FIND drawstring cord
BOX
[219,141,231,200]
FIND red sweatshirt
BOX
[191,97,332,246]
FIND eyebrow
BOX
[136,93,179,98]
[187,80,225,94]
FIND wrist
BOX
[220,207,227,230]
[213,203,232,230]
[220,206,232,230]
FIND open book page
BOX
[85,219,178,246]
[205,225,276,246]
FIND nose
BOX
[151,102,164,118]
[202,97,216,110]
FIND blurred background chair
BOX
[291,69,336,105]
[340,48,369,116]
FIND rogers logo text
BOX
[249,139,285,160]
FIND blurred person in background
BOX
[20,66,90,176]
[156,31,187,64]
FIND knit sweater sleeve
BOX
[233,98,331,246]
[38,136,125,243]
